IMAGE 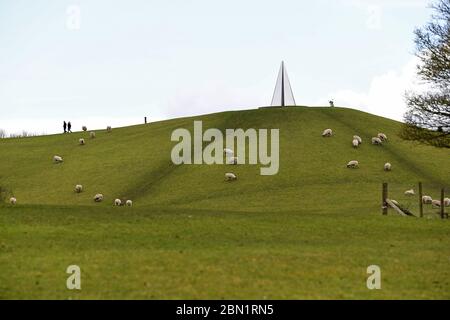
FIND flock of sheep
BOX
[321,128,449,210]
[403,189,449,208]
[322,129,450,212]
[6,124,448,211]
[8,125,133,207]
[224,129,391,181]
[322,128,390,171]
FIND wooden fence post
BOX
[144,117,147,124]
[419,182,423,218]
[382,182,388,215]
[441,188,445,219]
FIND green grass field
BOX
[0,106,449,299]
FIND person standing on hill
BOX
[63,121,67,133]
[67,121,72,133]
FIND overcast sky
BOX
[0,0,432,135]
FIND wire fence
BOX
[382,182,448,219]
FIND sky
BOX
[0,0,433,135]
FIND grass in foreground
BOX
[0,205,449,299]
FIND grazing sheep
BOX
[353,135,362,145]
[114,199,122,206]
[377,133,388,141]
[126,200,133,207]
[322,128,333,137]
[384,163,392,171]
[223,148,234,156]
[94,194,103,202]
[372,137,382,145]
[53,155,63,163]
[346,160,359,168]
[352,139,359,148]
[404,189,415,196]
[422,195,433,204]
[225,172,237,181]
[227,156,238,165]
[10,197,16,205]
[432,200,441,208]
[90,131,96,139]
[79,138,85,145]
[106,126,112,132]
[75,184,83,193]
[82,126,87,131]
[444,198,450,207]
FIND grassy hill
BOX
[0,106,449,299]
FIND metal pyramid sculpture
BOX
[270,61,296,107]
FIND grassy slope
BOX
[0,107,449,299]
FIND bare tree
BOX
[402,0,450,148]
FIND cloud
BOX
[366,5,382,30]
[13,96,87,104]
[164,82,267,119]
[342,0,428,8]
[341,0,429,30]
[318,57,423,121]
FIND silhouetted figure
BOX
[67,122,72,133]
[63,121,67,133]
[329,100,335,107]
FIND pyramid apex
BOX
[270,62,296,107]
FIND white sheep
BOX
[53,155,63,163]
[384,163,392,171]
[10,197,16,205]
[372,137,382,145]
[352,139,359,148]
[432,200,441,208]
[322,128,333,137]
[114,199,122,206]
[444,198,450,207]
[225,172,237,181]
[126,200,133,207]
[82,126,87,132]
[353,135,362,145]
[422,195,432,204]
[404,189,415,196]
[106,126,112,132]
[223,148,234,156]
[90,131,96,139]
[227,156,238,165]
[79,138,85,145]
[94,194,104,202]
[75,184,83,193]
[346,160,359,168]
[377,133,388,141]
